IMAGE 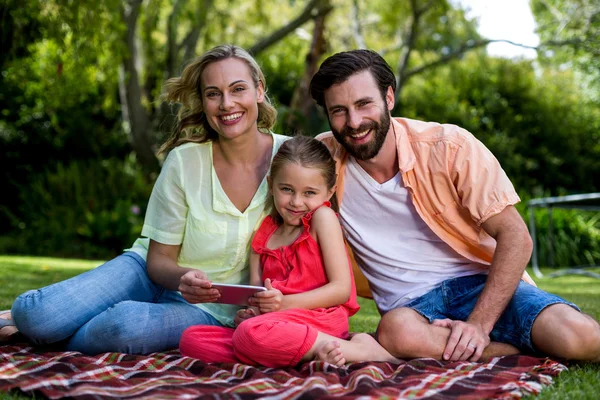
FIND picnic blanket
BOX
[0,343,566,399]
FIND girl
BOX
[179,136,399,367]
[3,45,290,354]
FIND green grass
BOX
[1,257,599,399]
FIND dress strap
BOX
[301,201,332,229]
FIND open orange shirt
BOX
[317,117,535,298]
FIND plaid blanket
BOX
[0,344,566,399]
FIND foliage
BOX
[1,0,599,261]
[0,157,150,259]
[401,53,600,195]
[0,256,599,398]
[531,0,600,98]
[532,208,600,268]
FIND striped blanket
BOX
[0,344,566,399]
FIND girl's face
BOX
[200,58,264,141]
[269,162,335,227]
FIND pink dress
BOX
[179,203,360,367]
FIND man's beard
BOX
[330,110,391,161]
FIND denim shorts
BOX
[403,274,579,353]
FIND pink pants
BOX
[180,307,349,367]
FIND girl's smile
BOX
[269,162,335,228]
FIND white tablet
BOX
[211,283,267,306]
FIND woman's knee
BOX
[69,301,157,354]
[12,289,62,344]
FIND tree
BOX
[531,0,600,97]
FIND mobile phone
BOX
[210,283,267,306]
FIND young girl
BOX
[179,136,399,367]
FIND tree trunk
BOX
[285,6,330,134]
[119,0,159,174]
[249,0,332,56]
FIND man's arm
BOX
[436,205,533,361]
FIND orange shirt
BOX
[317,117,535,297]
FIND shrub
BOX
[1,155,151,259]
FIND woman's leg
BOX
[11,252,163,345]
[67,294,221,355]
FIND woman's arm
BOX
[147,239,219,304]
[252,207,352,312]
[249,250,263,287]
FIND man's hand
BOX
[432,319,490,361]
[178,270,220,304]
[249,278,284,313]
[234,307,258,326]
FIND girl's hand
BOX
[178,270,220,304]
[234,307,258,326]
[250,278,284,313]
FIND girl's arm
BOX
[253,206,352,312]
[147,239,219,304]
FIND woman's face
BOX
[200,57,264,142]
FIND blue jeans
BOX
[403,274,579,353]
[11,252,221,355]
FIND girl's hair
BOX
[269,135,338,224]
[159,44,277,154]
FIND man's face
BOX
[323,70,393,160]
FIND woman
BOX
[2,44,289,355]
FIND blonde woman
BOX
[4,45,289,355]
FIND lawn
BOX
[0,255,599,399]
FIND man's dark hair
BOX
[309,49,396,108]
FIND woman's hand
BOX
[234,307,259,326]
[178,270,220,304]
[249,278,284,313]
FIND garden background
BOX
[1,0,599,398]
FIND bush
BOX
[531,208,600,268]
[516,200,600,268]
[0,155,151,259]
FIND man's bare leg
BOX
[377,308,519,361]
[531,304,600,362]
[302,332,401,366]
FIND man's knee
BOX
[533,304,600,360]
[377,308,428,357]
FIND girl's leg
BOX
[308,332,400,366]
[67,294,221,355]
[179,325,239,363]
[232,308,360,367]
[11,252,163,345]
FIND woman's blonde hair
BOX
[159,44,277,154]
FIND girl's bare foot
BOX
[312,333,402,366]
[314,340,346,366]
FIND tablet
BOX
[211,283,267,306]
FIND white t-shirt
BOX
[340,157,486,314]
[128,132,290,326]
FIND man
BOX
[310,49,600,362]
